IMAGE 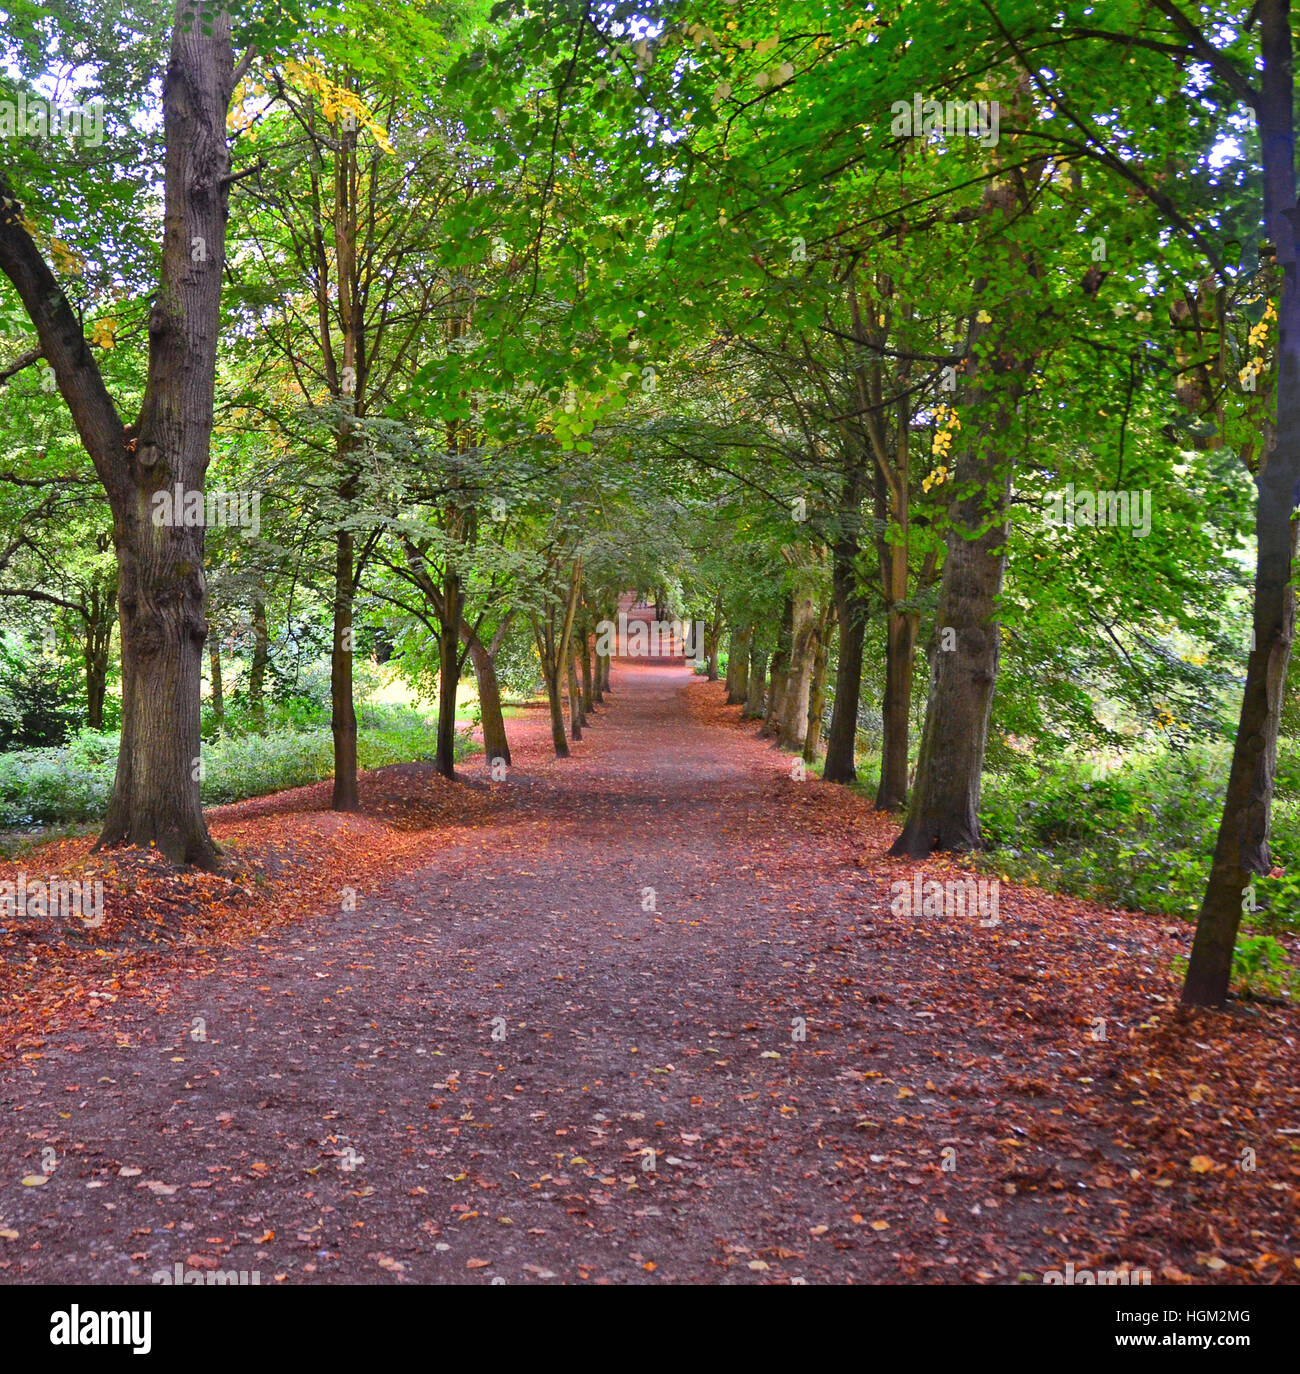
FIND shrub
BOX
[0,750,111,826]
[1231,935,1299,1001]
[1255,865,1300,935]
[0,710,474,827]
[0,639,84,749]
[977,743,1298,932]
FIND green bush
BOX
[0,708,476,827]
[1255,864,1300,935]
[0,639,84,748]
[979,743,1299,921]
[0,750,112,826]
[1231,934,1299,1000]
[1274,748,1300,800]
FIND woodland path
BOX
[0,664,1292,1285]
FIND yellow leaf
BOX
[1189,1155,1216,1173]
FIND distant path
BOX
[1,664,1290,1284]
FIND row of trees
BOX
[0,0,1295,1010]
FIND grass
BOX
[0,703,477,833]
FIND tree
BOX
[0,0,248,865]
[1179,0,1299,1006]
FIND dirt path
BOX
[1,664,1295,1284]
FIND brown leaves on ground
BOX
[0,675,1296,1284]
[0,747,525,1054]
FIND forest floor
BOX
[0,663,1296,1285]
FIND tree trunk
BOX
[467,632,510,766]
[592,617,606,703]
[890,168,1039,857]
[580,628,595,714]
[436,568,462,779]
[890,376,1021,853]
[762,656,786,735]
[331,526,359,810]
[208,639,224,728]
[762,596,794,737]
[804,602,835,763]
[329,99,366,809]
[823,437,872,782]
[543,663,568,756]
[249,594,268,730]
[83,574,114,731]
[567,652,583,739]
[532,559,581,759]
[104,550,215,863]
[876,607,920,811]
[1184,0,1300,1007]
[824,553,868,782]
[85,640,109,732]
[24,3,240,868]
[533,610,568,758]
[744,642,768,718]
[779,585,817,750]
[727,625,751,705]
[705,595,722,680]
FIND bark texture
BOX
[1184,0,1300,1006]
[0,4,240,865]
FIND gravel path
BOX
[1,664,1290,1285]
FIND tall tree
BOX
[0,0,247,865]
